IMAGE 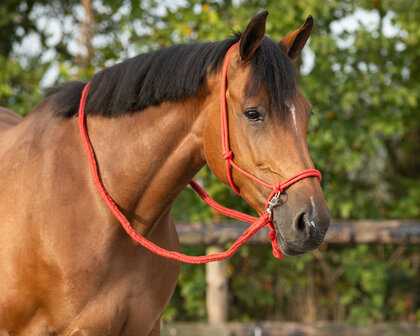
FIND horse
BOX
[0,11,330,335]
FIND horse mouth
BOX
[276,236,306,256]
[273,219,324,256]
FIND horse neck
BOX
[84,93,217,234]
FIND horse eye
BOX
[244,109,263,121]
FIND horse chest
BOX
[0,201,180,335]
[61,247,180,335]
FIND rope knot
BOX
[272,182,283,193]
[222,150,233,160]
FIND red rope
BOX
[77,43,322,263]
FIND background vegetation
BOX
[1,0,418,324]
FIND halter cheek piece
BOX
[78,43,321,264]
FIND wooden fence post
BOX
[206,245,228,323]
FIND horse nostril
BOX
[294,212,307,232]
[293,212,318,236]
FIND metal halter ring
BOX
[266,191,282,219]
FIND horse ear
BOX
[279,15,313,60]
[239,11,268,61]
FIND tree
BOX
[0,0,78,115]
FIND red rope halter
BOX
[78,43,321,263]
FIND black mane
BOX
[46,34,296,118]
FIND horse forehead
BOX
[226,63,310,113]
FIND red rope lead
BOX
[189,180,257,224]
[77,43,322,264]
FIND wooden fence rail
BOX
[161,322,420,336]
[175,219,420,245]
[173,219,420,324]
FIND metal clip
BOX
[266,191,281,219]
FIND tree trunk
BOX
[76,0,94,72]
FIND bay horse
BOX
[0,11,330,335]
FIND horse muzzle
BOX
[272,198,330,256]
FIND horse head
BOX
[204,12,330,256]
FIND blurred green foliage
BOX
[1,0,419,324]
[165,244,419,323]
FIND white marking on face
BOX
[290,104,298,134]
[310,196,316,227]
[310,196,315,209]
